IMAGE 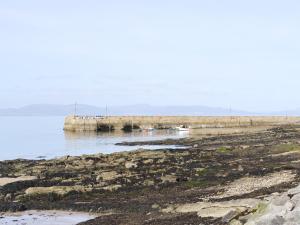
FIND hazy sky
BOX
[1,0,300,111]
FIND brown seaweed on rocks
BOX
[1,125,300,224]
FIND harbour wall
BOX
[63,115,300,132]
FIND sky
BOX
[1,0,300,112]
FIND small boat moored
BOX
[175,125,190,131]
[143,127,155,131]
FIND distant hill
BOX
[0,104,255,116]
[268,108,300,116]
[1,104,300,116]
[0,104,100,116]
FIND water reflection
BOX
[64,129,187,140]
[64,129,188,155]
[0,116,189,161]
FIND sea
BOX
[0,116,188,161]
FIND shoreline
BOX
[0,128,188,162]
[0,124,278,162]
[1,125,300,224]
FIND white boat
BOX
[175,125,189,131]
[144,127,155,131]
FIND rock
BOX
[143,179,155,186]
[254,144,265,148]
[246,215,285,225]
[4,193,12,201]
[96,175,102,182]
[243,184,300,225]
[160,175,177,183]
[98,171,121,181]
[114,158,126,164]
[238,165,244,172]
[65,164,73,170]
[195,168,206,176]
[291,193,300,205]
[0,176,37,186]
[25,186,92,197]
[271,195,291,206]
[125,161,138,169]
[230,219,243,225]
[211,171,296,200]
[96,162,111,167]
[143,159,154,164]
[152,204,160,209]
[157,158,165,164]
[196,206,246,218]
[124,178,131,184]
[222,210,240,223]
[133,150,166,159]
[162,198,261,219]
[86,160,95,166]
[288,185,300,196]
[282,206,300,224]
[102,185,122,191]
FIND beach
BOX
[1,123,300,224]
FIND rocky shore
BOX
[1,125,300,224]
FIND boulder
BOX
[244,184,300,225]
[102,184,122,191]
[25,186,91,197]
[125,162,138,169]
[162,198,261,219]
[160,175,177,183]
[97,171,121,181]
[0,176,37,186]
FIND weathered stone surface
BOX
[97,171,121,181]
[160,175,177,183]
[0,176,37,186]
[162,198,261,218]
[230,219,243,225]
[222,210,240,223]
[211,171,295,200]
[124,161,138,169]
[143,179,155,186]
[4,193,12,202]
[102,185,122,191]
[64,115,300,132]
[241,184,300,225]
[143,159,154,164]
[288,185,300,196]
[25,186,91,196]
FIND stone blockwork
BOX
[63,115,300,132]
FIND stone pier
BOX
[63,115,300,132]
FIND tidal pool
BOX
[0,210,94,225]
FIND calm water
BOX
[0,210,94,225]
[0,117,188,161]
